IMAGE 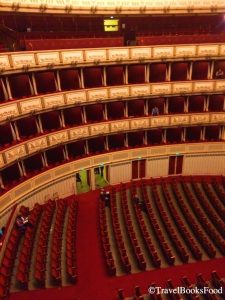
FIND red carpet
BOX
[9,190,225,300]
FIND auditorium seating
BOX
[0,196,78,297]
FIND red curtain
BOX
[132,160,139,179]
[168,156,176,175]
[176,156,183,174]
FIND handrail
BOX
[0,111,225,170]
[0,43,224,73]
[0,80,225,123]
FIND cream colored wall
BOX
[1,112,225,170]
[0,142,225,221]
[0,44,224,72]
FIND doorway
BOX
[94,165,109,189]
[168,155,183,175]
[75,169,91,194]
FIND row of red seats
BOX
[211,181,225,206]
[0,224,22,298]
[99,199,116,276]
[191,182,225,238]
[161,183,202,260]
[65,200,78,282]
[16,203,42,288]
[130,182,161,268]
[171,181,216,258]
[50,199,67,284]
[152,184,189,263]
[110,187,132,273]
[120,183,146,271]
[201,182,225,227]
[34,199,55,285]
[140,183,175,265]
[182,182,225,255]
[118,270,225,300]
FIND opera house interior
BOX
[0,0,224,299]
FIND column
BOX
[145,64,150,83]
[28,74,35,95]
[188,62,193,80]
[59,110,65,128]
[41,153,47,167]
[144,99,148,116]
[124,66,128,84]
[105,136,109,151]
[80,68,85,88]
[63,145,69,160]
[85,140,89,155]
[209,61,214,80]
[34,116,41,133]
[221,126,225,140]
[124,133,128,147]
[144,131,148,145]
[164,98,169,114]
[13,121,21,141]
[20,160,27,176]
[182,128,186,142]
[185,96,189,113]
[42,152,48,167]
[56,70,62,91]
[9,122,17,141]
[82,106,87,123]
[17,161,24,177]
[104,104,108,120]
[124,101,128,117]
[204,96,209,112]
[103,67,107,86]
[0,78,9,100]
[163,129,167,143]
[166,62,171,81]
[31,73,38,95]
[5,77,12,99]
[37,115,43,133]
[90,168,96,190]
[201,127,205,141]
[0,173,5,189]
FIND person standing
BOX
[152,106,159,116]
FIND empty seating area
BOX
[1,14,224,51]
[0,196,78,298]
[98,176,225,277]
[118,271,225,299]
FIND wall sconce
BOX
[139,6,146,14]
[39,4,47,13]
[115,58,123,63]
[115,6,122,14]
[65,5,73,13]
[22,64,30,72]
[12,2,20,11]
[163,6,170,14]
[94,60,100,65]
[90,6,97,13]
[46,63,54,69]
[210,5,217,12]
[70,60,78,66]
[187,6,194,13]
[138,57,145,63]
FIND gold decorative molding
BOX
[0,0,225,14]
[0,80,224,122]
[0,112,225,169]
[0,142,225,215]
[0,43,224,73]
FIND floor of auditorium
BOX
[9,187,225,300]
